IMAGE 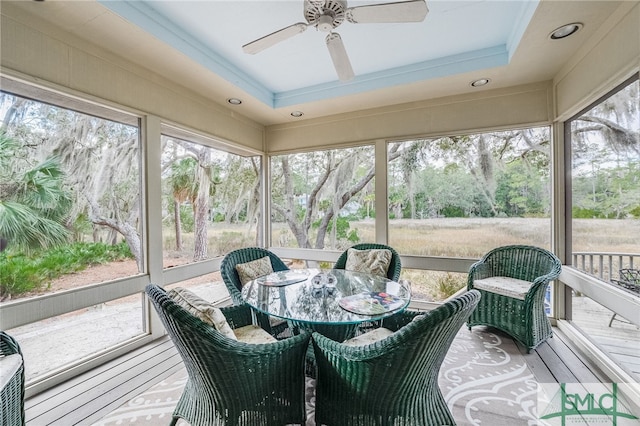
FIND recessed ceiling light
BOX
[291,111,304,117]
[227,98,242,105]
[470,78,490,87]
[549,23,583,40]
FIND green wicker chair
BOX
[220,247,292,336]
[1,331,25,426]
[467,245,562,352]
[145,284,310,426]
[334,243,402,281]
[334,243,403,336]
[220,247,290,305]
[311,290,480,426]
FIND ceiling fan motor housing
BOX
[304,0,347,31]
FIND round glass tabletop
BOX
[241,268,411,326]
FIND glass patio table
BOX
[241,268,411,342]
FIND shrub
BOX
[0,242,133,298]
[437,272,466,299]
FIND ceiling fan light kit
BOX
[242,0,428,82]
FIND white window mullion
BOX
[374,139,389,244]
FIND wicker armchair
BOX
[220,247,290,305]
[1,331,25,426]
[334,243,402,281]
[220,247,291,336]
[145,284,310,426]
[311,290,480,426]
[467,245,562,352]
[334,243,403,336]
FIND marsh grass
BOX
[163,218,638,301]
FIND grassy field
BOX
[165,217,639,301]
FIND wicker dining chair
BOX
[145,284,310,426]
[334,243,402,281]
[220,247,291,336]
[334,243,403,336]
[467,245,562,352]
[311,290,480,426]
[220,247,290,305]
[1,331,25,426]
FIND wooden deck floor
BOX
[571,294,640,379]
[20,290,640,425]
[25,336,182,426]
[24,326,621,426]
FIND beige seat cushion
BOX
[343,327,394,346]
[345,248,392,278]
[167,287,237,340]
[473,276,533,300]
[233,324,278,344]
[236,256,274,285]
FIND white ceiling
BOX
[5,0,625,125]
[101,1,535,97]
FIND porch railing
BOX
[572,252,638,282]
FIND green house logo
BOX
[538,383,640,425]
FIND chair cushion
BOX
[167,287,237,340]
[235,256,274,285]
[473,276,533,300]
[345,248,392,277]
[343,327,394,346]
[233,324,278,344]
[0,354,22,389]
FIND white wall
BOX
[554,2,640,120]
[265,81,552,153]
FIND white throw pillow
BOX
[167,287,237,340]
[345,248,392,277]
[235,256,274,285]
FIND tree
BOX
[570,79,639,219]
[0,92,143,267]
[167,158,198,251]
[0,132,71,252]
[271,144,402,250]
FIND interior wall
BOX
[265,81,552,153]
[0,3,265,151]
[554,2,640,120]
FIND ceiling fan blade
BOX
[346,0,428,24]
[242,23,308,54]
[326,33,354,82]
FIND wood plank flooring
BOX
[25,326,615,426]
[571,295,640,379]
[25,336,182,426]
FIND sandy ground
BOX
[8,257,230,381]
[19,256,211,297]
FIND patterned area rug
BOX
[94,327,538,425]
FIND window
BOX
[0,91,142,295]
[566,75,639,380]
[568,76,640,278]
[160,134,262,266]
[388,128,551,300]
[0,88,144,381]
[270,146,375,253]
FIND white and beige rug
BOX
[94,327,538,425]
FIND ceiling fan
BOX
[242,0,428,82]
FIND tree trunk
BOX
[174,199,183,251]
[193,151,212,261]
